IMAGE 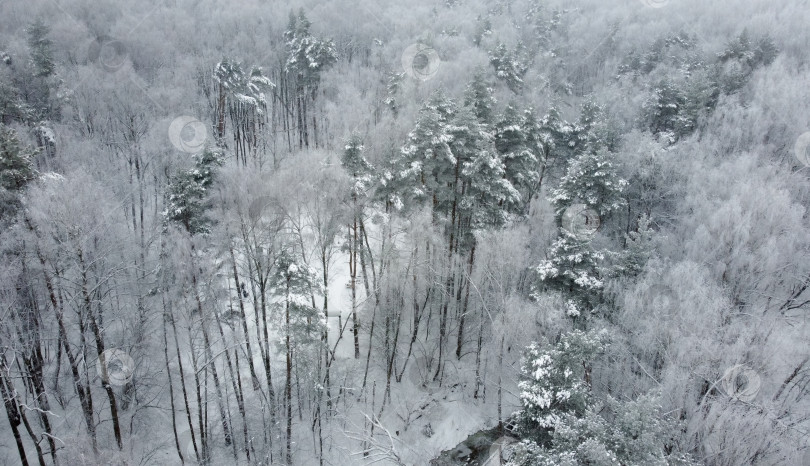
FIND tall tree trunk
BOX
[302,93,309,148]
[162,294,185,464]
[473,303,486,399]
[497,313,505,431]
[361,300,377,394]
[434,158,462,381]
[383,296,402,404]
[191,268,233,448]
[189,320,208,465]
[0,356,30,466]
[215,303,249,462]
[33,240,97,453]
[18,396,47,466]
[397,246,430,382]
[434,259,455,382]
[285,285,293,465]
[229,246,260,390]
[456,243,476,359]
[170,297,200,463]
[358,218,374,299]
[217,82,226,140]
[241,233,276,441]
[350,222,360,358]
[17,260,58,465]
[79,247,123,450]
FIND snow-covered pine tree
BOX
[511,328,696,466]
[494,104,542,211]
[341,133,374,358]
[26,20,54,78]
[269,249,324,349]
[536,106,580,167]
[473,15,492,48]
[548,145,627,219]
[448,104,522,360]
[619,214,656,278]
[269,248,323,466]
[443,105,481,242]
[516,329,608,439]
[0,124,37,191]
[644,79,693,141]
[489,42,530,93]
[535,103,627,322]
[450,106,518,248]
[164,147,223,235]
[393,91,526,370]
[342,133,374,198]
[393,91,457,217]
[0,124,37,223]
[283,9,337,149]
[394,90,522,240]
[214,58,241,139]
[284,9,337,94]
[576,100,618,153]
[463,69,497,125]
[717,30,778,94]
[214,59,274,163]
[384,71,405,117]
[525,0,566,53]
[534,231,606,320]
[0,77,27,125]
[508,393,698,466]
[494,105,525,156]
[464,142,522,232]
[522,108,558,197]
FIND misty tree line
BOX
[0,0,808,465]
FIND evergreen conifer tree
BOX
[0,124,37,191]
[27,20,54,78]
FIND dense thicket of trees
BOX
[0,0,808,465]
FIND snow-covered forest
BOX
[0,0,808,464]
